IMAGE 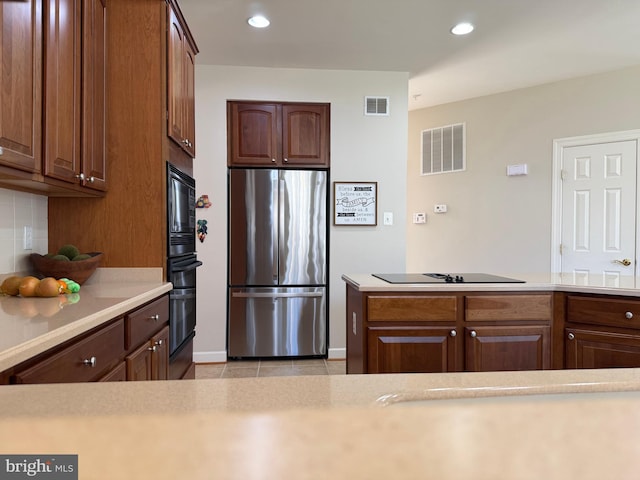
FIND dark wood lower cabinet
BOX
[99,362,127,382]
[465,325,551,372]
[367,326,459,374]
[565,328,640,369]
[126,325,169,381]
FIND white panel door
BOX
[561,140,637,282]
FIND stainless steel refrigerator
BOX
[227,169,327,358]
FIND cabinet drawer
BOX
[14,319,125,384]
[566,295,640,329]
[465,295,552,322]
[125,295,169,350]
[367,295,457,322]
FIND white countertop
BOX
[0,268,172,371]
[342,272,640,295]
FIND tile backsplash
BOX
[0,188,48,274]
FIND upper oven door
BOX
[167,164,196,257]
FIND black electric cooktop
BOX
[372,273,525,284]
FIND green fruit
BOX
[57,244,80,260]
[72,254,91,261]
[51,254,71,261]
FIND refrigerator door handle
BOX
[231,292,324,299]
[272,174,279,281]
[278,175,285,284]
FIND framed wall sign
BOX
[333,182,378,225]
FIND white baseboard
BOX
[328,347,346,360]
[194,348,346,363]
[193,350,227,364]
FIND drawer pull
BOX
[625,311,634,319]
[149,314,160,321]
[82,356,97,367]
[568,332,575,340]
[470,330,477,338]
[148,345,157,352]
[450,330,457,337]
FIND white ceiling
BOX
[178,0,640,110]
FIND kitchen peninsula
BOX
[343,272,640,374]
[0,269,174,382]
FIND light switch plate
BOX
[383,212,393,225]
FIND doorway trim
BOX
[551,129,640,273]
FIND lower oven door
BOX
[169,287,196,355]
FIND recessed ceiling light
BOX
[450,22,474,35]
[248,15,270,28]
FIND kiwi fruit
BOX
[51,254,71,261]
[57,244,80,260]
[72,253,91,261]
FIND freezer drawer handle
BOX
[232,292,323,299]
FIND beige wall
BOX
[407,65,640,274]
[193,65,409,361]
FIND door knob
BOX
[614,259,632,266]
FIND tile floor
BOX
[195,359,346,379]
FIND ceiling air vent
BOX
[364,96,389,116]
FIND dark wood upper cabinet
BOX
[167,1,197,157]
[228,101,330,168]
[43,0,106,193]
[0,0,42,174]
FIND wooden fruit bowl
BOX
[30,252,103,285]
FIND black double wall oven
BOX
[167,163,202,362]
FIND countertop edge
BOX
[341,273,640,296]
[0,283,172,372]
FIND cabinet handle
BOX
[149,314,160,321]
[625,311,634,319]
[271,158,276,163]
[568,332,575,340]
[82,356,97,367]
[86,176,95,183]
[148,345,157,352]
[283,158,288,163]
[470,330,477,338]
[449,330,457,337]
[75,173,85,181]
[154,340,163,346]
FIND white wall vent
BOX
[364,96,389,116]
[421,123,466,175]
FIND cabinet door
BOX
[43,0,82,183]
[228,102,280,166]
[281,104,330,167]
[465,325,551,372]
[566,328,640,369]
[81,0,107,191]
[367,326,459,374]
[151,326,169,380]
[0,0,42,173]
[167,4,185,150]
[126,341,153,381]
